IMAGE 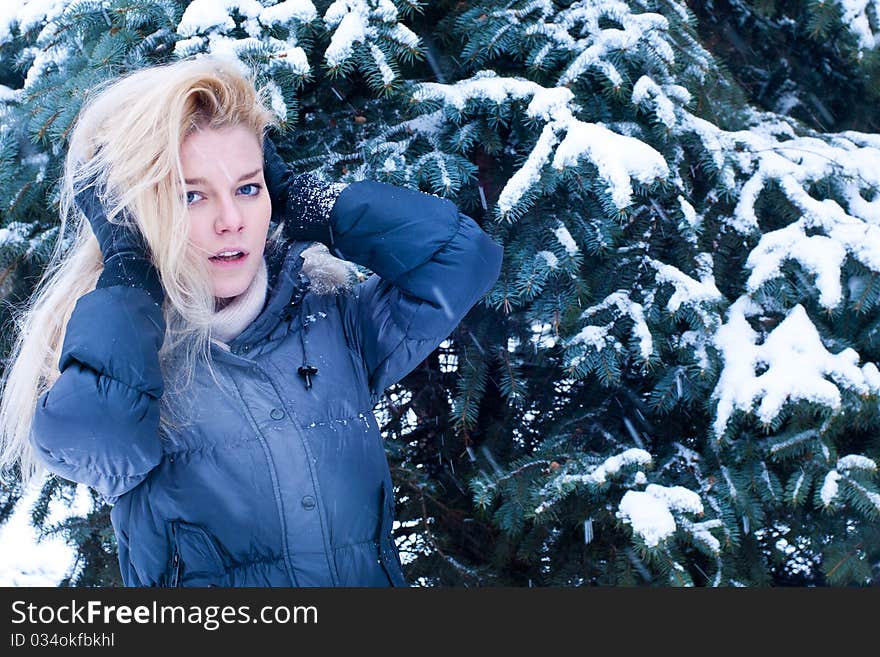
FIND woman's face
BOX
[181,124,271,307]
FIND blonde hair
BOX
[0,54,280,491]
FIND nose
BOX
[214,194,245,233]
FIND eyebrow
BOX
[185,168,262,186]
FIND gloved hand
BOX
[262,134,348,252]
[74,172,164,306]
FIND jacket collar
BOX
[226,237,354,351]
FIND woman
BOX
[0,55,503,587]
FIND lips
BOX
[210,247,249,261]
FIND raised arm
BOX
[263,136,504,403]
[29,177,165,505]
[331,181,503,402]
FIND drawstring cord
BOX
[297,296,318,390]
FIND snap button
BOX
[270,408,285,420]
[301,495,316,510]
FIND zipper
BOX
[224,367,302,586]
[377,481,406,587]
[169,520,181,587]
[170,550,180,587]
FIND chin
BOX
[213,280,249,300]
[211,261,258,300]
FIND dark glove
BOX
[74,173,164,306]
[262,135,348,252]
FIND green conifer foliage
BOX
[686,0,880,133]
[1,0,879,586]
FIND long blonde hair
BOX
[0,54,281,491]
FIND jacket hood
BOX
[225,237,357,352]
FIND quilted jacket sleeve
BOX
[330,180,503,404]
[29,287,166,504]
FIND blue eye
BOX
[239,183,261,196]
[185,191,203,205]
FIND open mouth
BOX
[210,249,248,264]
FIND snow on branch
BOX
[820,454,880,516]
[632,75,692,130]
[412,70,668,216]
[830,0,880,53]
[670,111,880,437]
[174,0,418,84]
[711,297,880,440]
[560,8,671,87]
[0,0,69,44]
[0,1,72,92]
[649,253,723,319]
[681,111,880,313]
[178,0,318,37]
[520,0,673,88]
[617,483,705,548]
[566,289,653,362]
[323,0,419,70]
[175,0,313,75]
[533,447,653,515]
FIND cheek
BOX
[253,196,272,230]
[185,213,210,254]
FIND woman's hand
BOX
[74,171,164,305]
[74,171,153,264]
[262,135,347,249]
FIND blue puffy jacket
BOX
[29,181,503,587]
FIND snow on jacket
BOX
[29,180,504,587]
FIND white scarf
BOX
[209,257,268,346]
